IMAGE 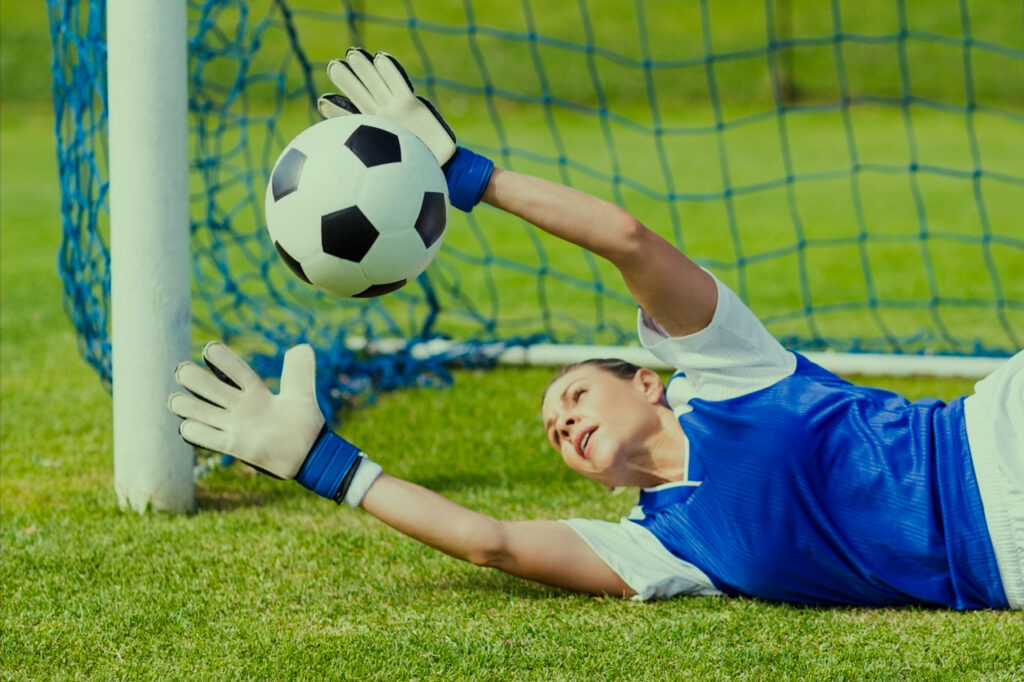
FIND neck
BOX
[622,406,690,488]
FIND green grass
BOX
[3,101,1024,680]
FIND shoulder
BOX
[638,274,797,407]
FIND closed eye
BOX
[545,382,586,449]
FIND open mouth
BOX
[576,428,596,459]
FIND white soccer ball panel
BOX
[360,232,429,283]
[416,226,447,274]
[355,137,448,237]
[356,169,425,238]
[265,193,325,262]
[303,252,371,298]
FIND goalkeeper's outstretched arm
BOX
[168,341,634,599]
[361,473,634,597]
[318,47,717,338]
[481,167,718,337]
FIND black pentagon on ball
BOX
[355,279,408,298]
[271,148,306,201]
[321,206,378,262]
[274,241,312,284]
[414,192,446,249]
[345,125,401,167]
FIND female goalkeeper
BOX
[168,49,1023,610]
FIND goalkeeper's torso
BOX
[631,353,1008,609]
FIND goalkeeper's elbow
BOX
[462,519,513,568]
[600,212,654,266]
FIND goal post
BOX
[107,0,194,513]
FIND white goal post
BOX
[107,0,194,513]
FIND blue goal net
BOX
[49,0,1024,418]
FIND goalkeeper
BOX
[169,49,1023,610]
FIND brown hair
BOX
[542,358,644,407]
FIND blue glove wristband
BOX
[444,146,494,212]
[295,429,362,503]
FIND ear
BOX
[633,367,665,405]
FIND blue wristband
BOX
[444,147,494,212]
[295,429,362,503]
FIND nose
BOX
[557,415,577,441]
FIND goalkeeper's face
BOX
[541,364,667,488]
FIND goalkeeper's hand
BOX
[318,47,493,212]
[319,47,456,165]
[168,341,380,506]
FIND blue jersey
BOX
[565,277,1020,607]
[632,353,1008,609]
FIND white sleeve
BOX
[560,518,722,601]
[637,274,796,404]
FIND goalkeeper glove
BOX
[318,47,493,213]
[168,341,381,506]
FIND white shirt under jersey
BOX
[561,274,1024,605]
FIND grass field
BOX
[5,3,1024,680]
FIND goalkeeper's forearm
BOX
[356,472,637,597]
[480,166,717,336]
[358,473,508,566]
[482,166,642,262]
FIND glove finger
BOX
[317,93,361,119]
[167,392,230,430]
[374,51,415,97]
[346,47,394,104]
[416,95,458,146]
[242,461,286,481]
[178,419,229,454]
[174,361,238,408]
[347,46,374,62]
[279,344,317,399]
[202,341,264,392]
[326,59,378,114]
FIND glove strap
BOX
[444,147,494,212]
[295,429,362,504]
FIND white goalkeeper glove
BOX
[168,341,381,506]
[318,47,493,212]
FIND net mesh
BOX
[49,0,1024,418]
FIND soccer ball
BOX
[264,114,449,298]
